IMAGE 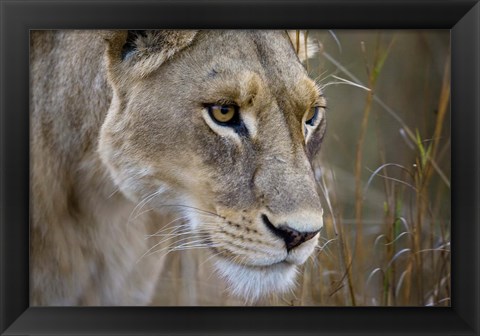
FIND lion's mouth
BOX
[207,244,288,268]
[226,257,289,269]
[207,237,315,268]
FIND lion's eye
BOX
[305,106,320,126]
[206,104,240,125]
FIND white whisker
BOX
[128,190,163,225]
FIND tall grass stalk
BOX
[353,34,395,303]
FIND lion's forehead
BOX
[169,30,316,105]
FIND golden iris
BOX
[208,105,237,123]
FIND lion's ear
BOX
[104,30,198,81]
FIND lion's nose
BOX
[261,214,320,251]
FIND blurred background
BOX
[153,30,451,306]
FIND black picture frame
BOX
[1,0,478,335]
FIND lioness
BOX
[30,30,327,305]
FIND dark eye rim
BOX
[204,103,241,127]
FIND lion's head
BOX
[99,30,326,301]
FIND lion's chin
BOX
[213,257,298,303]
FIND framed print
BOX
[1,0,479,335]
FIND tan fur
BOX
[30,30,327,305]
